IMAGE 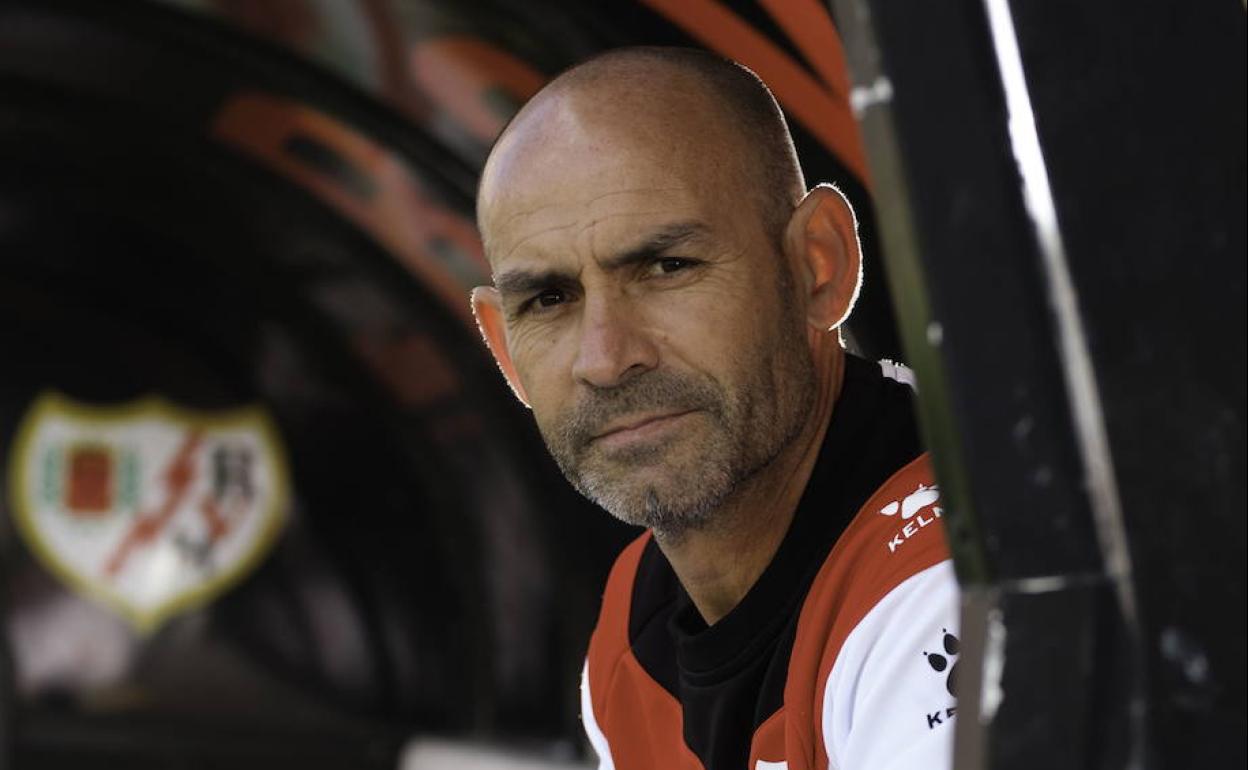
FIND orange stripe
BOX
[610,654,706,770]
[588,533,651,662]
[211,92,488,330]
[638,0,870,187]
[587,533,706,770]
[785,454,951,769]
[409,37,546,145]
[105,432,202,577]
[756,0,851,98]
[749,707,788,768]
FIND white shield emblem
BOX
[7,392,290,633]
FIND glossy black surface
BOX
[847,0,1245,766]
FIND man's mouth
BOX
[590,410,698,448]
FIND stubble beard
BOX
[540,288,817,541]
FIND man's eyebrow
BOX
[491,221,708,297]
[493,268,579,299]
[599,221,710,271]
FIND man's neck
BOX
[654,346,846,626]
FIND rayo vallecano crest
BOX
[7,392,290,633]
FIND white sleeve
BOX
[822,560,960,770]
[580,659,616,770]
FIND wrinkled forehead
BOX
[477,91,748,266]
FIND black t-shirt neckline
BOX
[670,354,884,683]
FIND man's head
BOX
[472,47,863,539]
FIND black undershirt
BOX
[626,355,923,770]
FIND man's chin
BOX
[577,466,675,503]
[592,490,710,535]
[576,464,726,526]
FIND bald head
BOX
[469,47,866,540]
[477,47,806,259]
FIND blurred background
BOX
[0,1,1242,768]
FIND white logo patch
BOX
[7,392,290,632]
[879,483,941,519]
[880,483,943,553]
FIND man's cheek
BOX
[508,323,560,363]
[521,374,566,428]
[645,305,727,359]
[675,283,753,328]
[659,308,753,368]
[512,332,572,390]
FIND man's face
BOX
[479,101,815,538]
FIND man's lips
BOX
[590,410,698,446]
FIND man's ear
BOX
[470,286,531,407]
[783,184,863,332]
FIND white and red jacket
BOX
[581,356,959,770]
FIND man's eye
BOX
[536,289,565,307]
[654,258,694,275]
[515,289,566,316]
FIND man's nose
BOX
[571,294,658,388]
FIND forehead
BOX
[490,185,704,266]
[478,94,747,267]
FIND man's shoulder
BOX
[795,452,950,659]
[589,530,653,657]
[582,530,700,769]
[824,451,948,593]
[783,453,957,765]
[587,448,949,678]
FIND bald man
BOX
[472,47,958,770]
